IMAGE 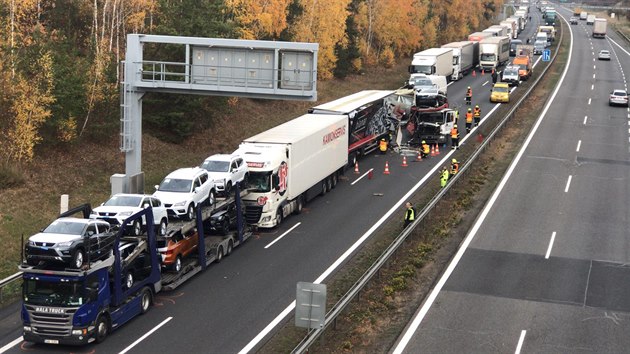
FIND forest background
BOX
[0,0,505,277]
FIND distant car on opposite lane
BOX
[609,89,628,107]
[598,50,611,60]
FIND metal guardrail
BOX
[292,17,567,354]
[0,272,22,303]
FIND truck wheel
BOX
[158,218,168,236]
[132,219,142,236]
[275,208,283,226]
[349,153,358,168]
[216,246,224,263]
[331,173,338,188]
[72,249,85,269]
[95,316,109,343]
[173,255,182,273]
[186,204,195,221]
[226,240,234,256]
[326,177,333,191]
[293,196,304,215]
[140,288,152,314]
[320,180,328,196]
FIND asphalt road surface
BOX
[394,4,630,354]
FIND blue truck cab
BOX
[21,207,161,345]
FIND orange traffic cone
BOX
[416,150,423,161]
[354,162,360,174]
[472,70,476,78]
[481,69,485,76]
[402,155,408,167]
[430,144,436,156]
[435,144,440,155]
[492,68,495,75]
[383,161,391,175]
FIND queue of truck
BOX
[408,7,532,86]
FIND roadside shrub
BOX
[0,162,25,190]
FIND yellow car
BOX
[490,82,510,103]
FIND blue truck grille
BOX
[245,206,262,224]
[26,305,77,336]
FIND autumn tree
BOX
[289,0,351,79]
[5,51,55,162]
[225,0,291,40]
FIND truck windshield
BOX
[158,178,192,193]
[410,65,432,75]
[452,57,459,65]
[200,160,229,172]
[23,279,86,306]
[246,171,271,193]
[480,53,496,61]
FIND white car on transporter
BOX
[200,154,249,196]
[91,194,169,236]
[153,167,216,220]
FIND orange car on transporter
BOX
[157,229,199,273]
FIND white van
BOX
[536,32,549,47]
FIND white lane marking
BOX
[515,330,527,354]
[609,37,630,56]
[351,168,374,186]
[565,175,572,193]
[592,73,596,79]
[392,18,575,354]
[583,116,588,125]
[0,337,23,354]
[576,140,581,152]
[594,65,596,70]
[593,58,595,62]
[588,98,591,105]
[482,80,490,86]
[264,222,301,249]
[447,81,455,86]
[119,317,173,354]
[545,232,557,259]
[591,84,594,90]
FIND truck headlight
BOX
[72,329,87,336]
[173,201,186,207]
[57,241,73,247]
[119,211,133,216]
[261,216,271,222]
[23,326,32,332]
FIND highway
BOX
[394,4,630,354]
[0,6,549,354]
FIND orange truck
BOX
[512,45,533,80]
